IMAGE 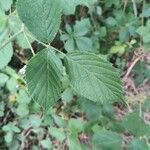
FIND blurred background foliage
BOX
[0,0,150,149]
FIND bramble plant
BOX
[17,0,123,111]
[0,0,150,149]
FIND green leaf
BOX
[78,97,102,121]
[60,0,97,15]
[136,20,150,51]
[136,26,150,37]
[64,37,75,52]
[20,115,41,128]
[26,48,63,111]
[110,42,126,55]
[143,34,150,43]
[105,17,117,27]
[119,28,129,42]
[92,130,122,150]
[74,19,91,36]
[99,26,107,38]
[0,43,13,69]
[17,89,31,105]
[6,77,18,93]
[141,8,150,17]
[52,114,67,128]
[102,104,114,118]
[106,0,120,7]
[8,14,34,49]
[3,122,20,133]
[96,6,102,16]
[5,132,13,143]
[67,134,82,150]
[16,104,29,118]
[0,73,9,86]
[122,111,150,136]
[76,37,93,52]
[17,0,62,43]
[0,101,5,117]
[144,98,150,111]
[65,52,123,104]
[0,0,13,11]
[66,24,73,34]
[62,19,93,52]
[0,13,8,42]
[68,119,84,134]
[61,88,74,102]
[128,139,149,150]
[41,139,52,149]
[48,127,66,142]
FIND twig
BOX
[139,101,142,117]
[19,126,32,150]
[124,55,142,79]
[142,0,145,25]
[14,53,27,64]
[131,0,137,17]
[1,110,11,126]
[123,0,128,13]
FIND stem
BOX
[23,32,35,56]
[26,33,48,48]
[143,136,150,147]
[125,101,132,112]
[124,55,142,79]
[132,0,137,17]
[90,12,97,31]
[0,30,23,50]
[123,0,128,14]
[139,101,142,117]
[59,29,65,46]
[142,0,145,25]
[49,45,66,57]
[26,32,66,57]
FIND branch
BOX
[131,0,138,17]
[124,55,142,79]
[26,32,66,57]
